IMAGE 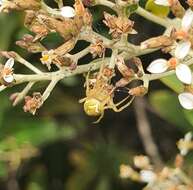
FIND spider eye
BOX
[84,98,103,116]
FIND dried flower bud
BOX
[83,0,95,6]
[140,35,174,50]
[23,92,42,115]
[90,39,105,58]
[103,12,135,39]
[187,0,193,9]
[9,93,19,102]
[0,0,41,12]
[116,57,135,79]
[16,34,46,53]
[74,0,93,25]
[129,86,147,96]
[24,11,49,41]
[170,0,185,18]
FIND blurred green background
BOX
[0,0,193,190]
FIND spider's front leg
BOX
[110,96,135,112]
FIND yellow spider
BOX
[79,66,134,123]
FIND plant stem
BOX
[135,7,172,28]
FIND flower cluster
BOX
[120,132,193,189]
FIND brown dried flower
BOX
[23,92,42,115]
[90,39,105,58]
[103,12,135,39]
[0,0,41,12]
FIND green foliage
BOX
[149,90,193,131]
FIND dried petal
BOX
[147,59,168,73]
[178,92,193,110]
[176,64,192,84]
[181,8,193,32]
[175,41,191,59]
[60,6,76,18]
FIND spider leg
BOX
[86,70,91,95]
[93,111,104,124]
[114,94,131,107]
[111,96,135,112]
[79,97,86,103]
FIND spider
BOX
[79,65,134,123]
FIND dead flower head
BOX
[103,12,135,39]
[90,39,105,58]
[23,92,42,115]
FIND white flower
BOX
[148,58,192,84]
[147,59,168,73]
[178,132,192,156]
[154,0,170,6]
[60,6,75,18]
[178,92,193,110]
[2,58,14,83]
[174,9,193,58]
[40,49,55,70]
[140,170,156,183]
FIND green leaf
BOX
[0,161,8,178]
[145,0,170,17]
[183,110,193,131]
[149,90,192,130]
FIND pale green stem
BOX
[135,7,172,28]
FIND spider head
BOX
[84,98,104,116]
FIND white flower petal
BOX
[175,41,191,60]
[3,74,14,83]
[176,64,192,84]
[5,58,14,69]
[147,59,168,73]
[178,92,193,109]
[154,0,170,6]
[60,6,75,18]
[140,170,156,183]
[181,9,193,32]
